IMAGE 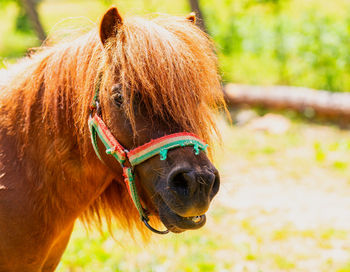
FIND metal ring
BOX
[142,217,169,235]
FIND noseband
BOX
[88,79,208,234]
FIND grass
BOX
[56,113,350,272]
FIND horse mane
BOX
[0,14,225,236]
[103,15,225,146]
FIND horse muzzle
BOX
[155,166,220,233]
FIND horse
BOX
[0,7,225,271]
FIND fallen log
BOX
[224,84,350,119]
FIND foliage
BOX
[0,3,39,67]
[202,0,350,92]
[3,0,350,92]
[15,6,33,33]
[0,0,42,34]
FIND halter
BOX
[88,78,208,234]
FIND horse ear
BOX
[186,12,196,24]
[99,7,123,46]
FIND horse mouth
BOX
[156,198,207,233]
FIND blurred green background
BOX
[2,0,350,92]
[1,0,350,271]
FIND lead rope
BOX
[88,75,208,235]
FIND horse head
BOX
[92,7,224,234]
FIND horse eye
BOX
[111,84,123,107]
[113,93,123,107]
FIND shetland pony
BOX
[0,7,225,271]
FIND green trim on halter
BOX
[129,140,208,166]
[88,121,102,161]
[123,167,148,220]
[88,115,126,165]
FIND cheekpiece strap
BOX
[123,167,148,220]
[88,114,127,165]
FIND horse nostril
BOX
[171,172,193,196]
[167,168,220,217]
[169,169,220,199]
[210,171,220,199]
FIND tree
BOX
[19,0,46,42]
[1,0,46,42]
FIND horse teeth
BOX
[191,216,201,223]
